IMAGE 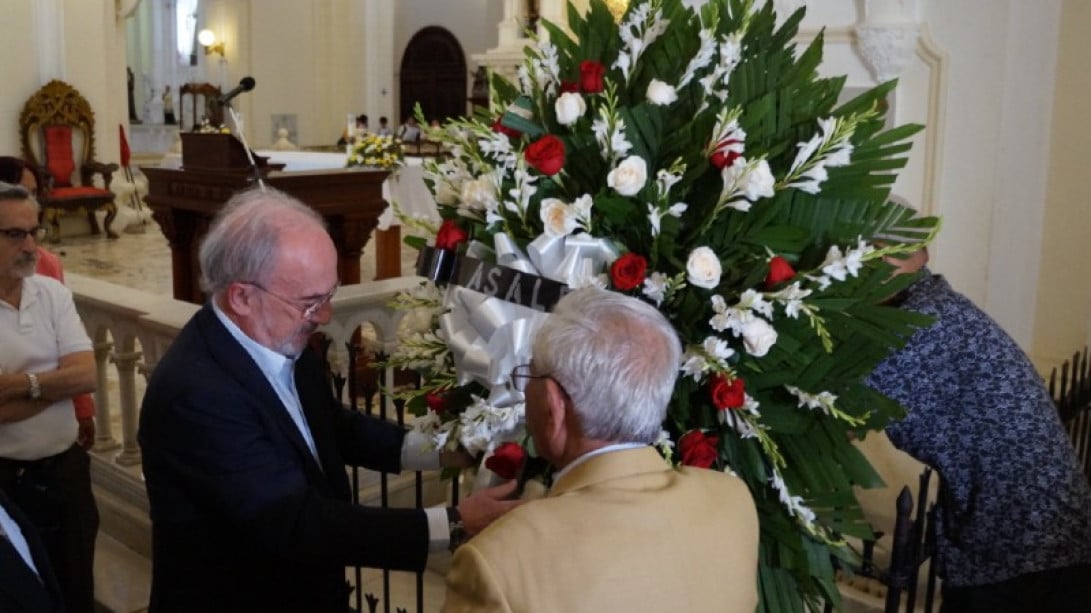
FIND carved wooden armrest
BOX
[81,161,119,190]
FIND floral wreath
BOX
[386,0,939,610]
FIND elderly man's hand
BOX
[456,480,524,536]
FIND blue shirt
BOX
[867,271,1091,587]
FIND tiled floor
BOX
[50,203,421,293]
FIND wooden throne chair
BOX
[19,79,119,241]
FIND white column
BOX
[855,0,920,83]
[35,0,66,82]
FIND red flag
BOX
[118,124,131,167]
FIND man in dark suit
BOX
[138,187,520,613]
[0,489,64,613]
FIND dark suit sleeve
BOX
[140,350,428,572]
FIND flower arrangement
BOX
[345,133,405,170]
[387,0,939,610]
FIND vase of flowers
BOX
[346,133,405,170]
[387,0,939,610]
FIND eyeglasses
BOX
[510,364,552,393]
[0,226,47,242]
[246,281,339,321]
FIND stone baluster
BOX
[91,339,120,452]
[111,349,144,467]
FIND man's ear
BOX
[542,378,570,448]
[224,282,257,316]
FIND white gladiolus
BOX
[686,246,722,289]
[740,318,777,357]
[607,156,648,196]
[554,92,587,126]
[642,271,669,306]
[539,198,578,237]
[646,79,678,105]
[741,159,776,201]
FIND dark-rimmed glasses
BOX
[510,364,552,393]
[0,226,47,242]
[245,281,339,321]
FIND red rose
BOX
[610,253,647,291]
[485,442,527,480]
[560,80,580,93]
[491,118,521,138]
[764,255,796,289]
[679,430,720,469]
[524,135,566,176]
[579,60,606,93]
[425,391,448,415]
[435,219,469,250]
[710,139,742,170]
[709,374,745,410]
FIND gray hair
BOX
[198,187,326,296]
[532,287,681,444]
[0,182,38,213]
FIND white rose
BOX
[646,79,677,106]
[460,176,498,212]
[686,246,722,289]
[554,92,587,126]
[607,156,648,196]
[740,318,778,357]
[539,198,578,236]
[435,181,461,206]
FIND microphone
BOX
[218,76,256,105]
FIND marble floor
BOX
[51,210,447,613]
[51,206,422,292]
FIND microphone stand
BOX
[225,103,267,191]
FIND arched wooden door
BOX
[399,27,467,124]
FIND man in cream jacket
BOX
[443,287,759,613]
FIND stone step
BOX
[94,531,151,613]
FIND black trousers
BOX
[0,443,99,613]
[941,563,1091,613]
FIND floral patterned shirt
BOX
[867,271,1091,587]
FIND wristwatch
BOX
[26,373,41,400]
[446,506,467,552]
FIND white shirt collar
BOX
[211,300,296,383]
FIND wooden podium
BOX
[144,134,392,303]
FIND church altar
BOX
[156,150,440,231]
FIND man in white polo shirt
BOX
[0,183,98,613]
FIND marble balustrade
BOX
[67,271,426,468]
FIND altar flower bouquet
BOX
[345,133,404,170]
[386,0,939,610]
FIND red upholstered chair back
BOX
[43,125,77,187]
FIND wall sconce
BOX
[198,29,225,58]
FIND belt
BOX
[0,443,76,474]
